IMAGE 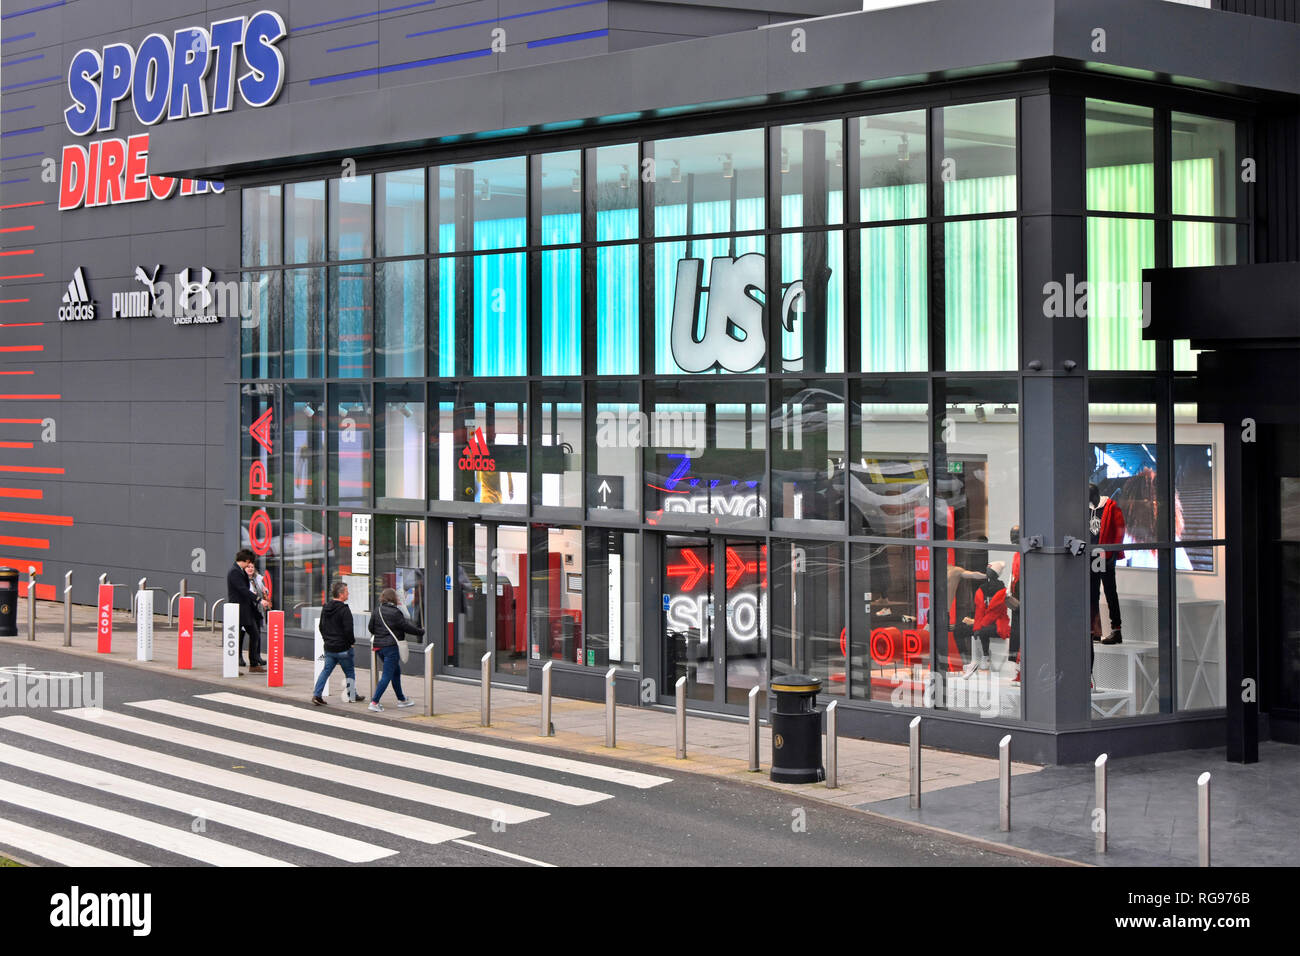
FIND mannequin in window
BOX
[1089,483,1126,645]
[948,547,990,675]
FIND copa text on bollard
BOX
[769,674,825,784]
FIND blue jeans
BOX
[314,649,357,699]
[372,644,407,703]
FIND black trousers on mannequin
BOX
[1090,557,1122,634]
[954,622,1000,665]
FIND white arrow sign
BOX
[597,480,612,503]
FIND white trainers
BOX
[368,701,383,712]
[396,698,416,709]
[961,662,979,678]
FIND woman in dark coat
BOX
[367,587,424,711]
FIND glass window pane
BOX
[945,217,1017,371]
[850,542,929,703]
[849,378,930,538]
[771,380,845,523]
[595,243,638,374]
[283,384,324,506]
[653,236,765,375]
[1173,222,1239,371]
[285,180,325,264]
[445,520,489,669]
[934,545,1020,716]
[937,379,1020,546]
[536,151,581,245]
[434,156,527,253]
[330,384,372,507]
[1172,112,1236,218]
[280,508,327,632]
[589,381,639,517]
[242,184,281,266]
[858,109,927,222]
[593,143,638,242]
[1175,403,1222,559]
[240,271,280,380]
[375,259,425,378]
[329,264,373,378]
[585,530,640,669]
[651,128,765,237]
[375,382,426,508]
[1086,100,1155,214]
[371,516,426,630]
[779,230,843,373]
[329,174,373,260]
[1177,544,1225,711]
[376,168,425,258]
[540,249,580,376]
[430,382,528,512]
[860,224,927,372]
[533,381,582,510]
[1086,216,1155,371]
[474,252,525,376]
[646,379,767,531]
[943,100,1017,215]
[1088,386,1165,554]
[771,540,845,692]
[531,527,584,664]
[777,119,843,229]
[283,267,325,379]
[1092,549,1164,719]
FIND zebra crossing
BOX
[0,693,672,867]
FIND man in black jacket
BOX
[226,548,267,672]
[313,580,363,705]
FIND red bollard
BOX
[267,610,284,687]
[177,596,194,670]
[96,584,113,653]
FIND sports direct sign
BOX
[58,11,286,211]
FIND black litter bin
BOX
[0,567,17,637]
[769,673,825,783]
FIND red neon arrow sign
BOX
[666,548,709,591]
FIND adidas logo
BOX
[58,267,96,321]
[457,427,496,472]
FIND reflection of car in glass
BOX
[241,518,335,562]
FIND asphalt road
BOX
[0,644,1042,867]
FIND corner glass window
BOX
[593,143,638,242]
[1172,112,1236,218]
[240,271,280,380]
[375,259,425,379]
[329,385,372,508]
[945,217,1017,371]
[283,268,325,379]
[375,383,426,509]
[242,185,281,267]
[434,156,527,253]
[778,230,844,373]
[1086,100,1154,214]
[651,128,765,237]
[328,264,373,379]
[771,380,845,524]
[285,181,325,264]
[534,151,582,246]
[594,244,639,374]
[849,378,930,538]
[936,379,1020,547]
[284,384,324,506]
[942,100,1017,216]
[860,224,927,372]
[776,119,844,230]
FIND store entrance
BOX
[661,534,768,712]
[444,520,529,682]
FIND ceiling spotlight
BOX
[302,404,315,418]
[618,164,630,189]
[780,147,790,174]
[994,404,1016,416]
[571,173,581,193]
[397,402,412,419]
[721,153,734,179]
[974,405,987,423]
[670,160,682,184]
[834,147,843,168]
[479,178,491,201]
[897,134,910,163]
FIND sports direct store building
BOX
[3,0,1298,764]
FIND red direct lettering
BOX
[58,144,88,211]
[149,174,177,200]
[96,138,126,205]
[122,134,150,203]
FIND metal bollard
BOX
[1198,772,1211,867]
[179,577,188,600]
[747,685,760,772]
[1095,753,1108,854]
[480,652,491,727]
[423,644,435,717]
[908,715,922,809]
[134,577,146,622]
[605,666,617,748]
[62,571,72,647]
[26,567,36,640]
[540,661,554,736]
[998,734,1012,831]
[98,572,107,587]
[826,700,839,789]
[674,676,686,759]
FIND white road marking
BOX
[57,708,546,825]
[0,817,147,867]
[199,692,673,789]
[129,698,612,807]
[452,838,556,868]
[0,740,394,863]
[0,778,291,867]
[0,716,473,847]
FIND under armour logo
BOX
[178,267,214,313]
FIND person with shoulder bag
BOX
[367,587,425,712]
